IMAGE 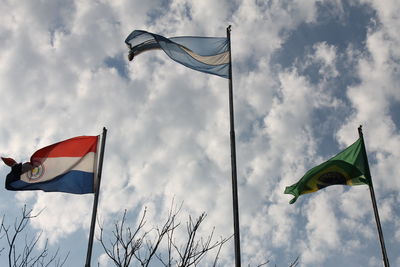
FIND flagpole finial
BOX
[358,125,363,137]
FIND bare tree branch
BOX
[1,205,69,267]
[288,256,299,267]
[98,203,298,267]
[99,202,228,267]
[98,208,147,267]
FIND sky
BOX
[0,0,399,266]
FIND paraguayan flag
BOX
[2,136,99,194]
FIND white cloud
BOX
[300,193,341,265]
[337,1,400,193]
[30,194,93,244]
[311,42,339,78]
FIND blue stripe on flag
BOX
[9,170,94,194]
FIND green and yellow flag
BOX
[284,138,371,204]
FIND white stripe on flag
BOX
[181,47,230,65]
[20,152,96,183]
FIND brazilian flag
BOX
[284,138,370,204]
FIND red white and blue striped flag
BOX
[2,135,99,194]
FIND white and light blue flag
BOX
[125,30,230,78]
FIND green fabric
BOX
[284,138,370,204]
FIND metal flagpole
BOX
[227,25,241,267]
[358,126,390,267]
[85,127,108,267]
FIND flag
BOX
[2,136,99,194]
[125,30,230,78]
[284,138,370,204]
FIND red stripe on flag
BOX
[31,136,98,159]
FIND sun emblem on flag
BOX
[27,161,45,181]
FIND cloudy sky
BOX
[1,0,399,266]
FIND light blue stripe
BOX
[125,30,230,78]
[10,170,94,194]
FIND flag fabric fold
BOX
[2,136,99,194]
[284,138,370,204]
[125,30,230,78]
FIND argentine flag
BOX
[2,136,99,194]
[125,30,230,78]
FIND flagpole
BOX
[85,127,107,267]
[227,25,241,267]
[358,126,390,267]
